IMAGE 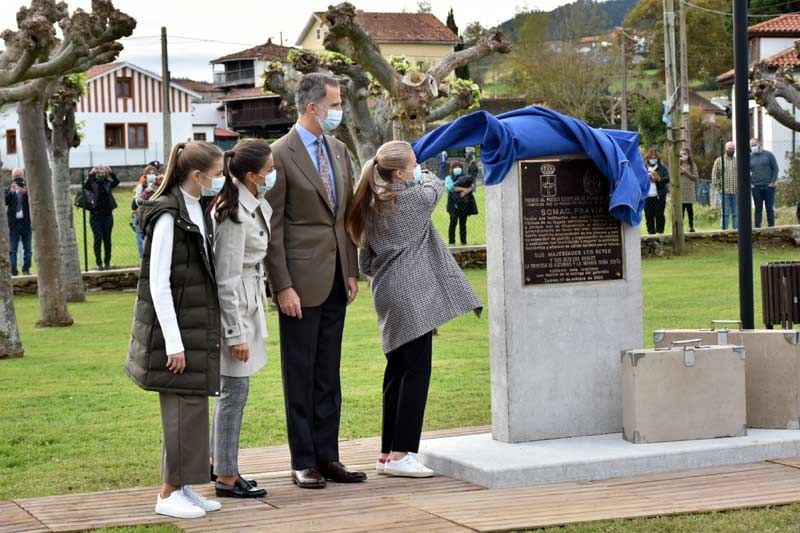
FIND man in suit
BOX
[5,168,31,276]
[265,73,366,489]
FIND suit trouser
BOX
[159,392,210,486]
[381,332,433,454]
[279,258,347,470]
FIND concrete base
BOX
[418,430,800,489]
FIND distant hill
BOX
[496,0,638,42]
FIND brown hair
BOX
[153,141,223,200]
[215,139,273,224]
[345,140,414,246]
[449,161,464,174]
[645,147,660,162]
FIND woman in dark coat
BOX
[445,161,479,246]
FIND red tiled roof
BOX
[749,13,800,37]
[220,87,278,101]
[312,11,459,43]
[212,39,293,64]
[85,62,121,79]
[214,127,240,139]
[173,79,219,93]
[716,45,800,84]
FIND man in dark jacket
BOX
[85,165,119,270]
[749,138,780,228]
[5,168,31,276]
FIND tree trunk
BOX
[0,193,24,357]
[18,97,73,327]
[50,109,85,302]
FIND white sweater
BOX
[149,187,208,355]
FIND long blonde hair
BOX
[345,141,414,246]
[152,141,223,199]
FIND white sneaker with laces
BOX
[182,485,222,512]
[155,489,206,519]
[384,454,434,478]
[376,460,387,474]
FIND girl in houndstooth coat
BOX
[346,140,482,478]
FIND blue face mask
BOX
[256,170,277,196]
[751,146,760,154]
[317,105,343,132]
[412,164,422,182]
[201,174,225,197]
[648,159,658,166]
[453,167,463,177]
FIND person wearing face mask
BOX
[346,141,482,478]
[125,141,225,519]
[643,147,669,235]
[207,139,274,499]
[712,142,737,230]
[265,72,365,489]
[84,165,120,270]
[679,148,699,233]
[749,138,779,228]
[445,161,478,246]
[132,165,160,259]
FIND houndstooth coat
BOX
[359,176,482,354]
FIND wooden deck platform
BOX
[5,426,800,532]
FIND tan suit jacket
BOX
[265,126,358,307]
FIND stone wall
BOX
[11,226,799,294]
[640,225,800,258]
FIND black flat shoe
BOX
[209,465,258,487]
[215,477,267,498]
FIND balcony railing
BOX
[214,68,255,86]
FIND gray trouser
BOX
[211,375,249,476]
[159,392,210,486]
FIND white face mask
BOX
[146,173,157,185]
[254,170,277,196]
[316,104,343,132]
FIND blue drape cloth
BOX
[412,106,649,226]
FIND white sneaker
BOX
[376,460,387,474]
[155,489,206,519]
[182,485,222,512]
[384,454,434,478]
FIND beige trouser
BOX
[159,392,210,486]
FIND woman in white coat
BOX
[210,139,275,498]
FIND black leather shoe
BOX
[210,465,258,487]
[215,477,267,498]
[318,461,367,483]
[292,467,327,489]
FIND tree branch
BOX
[321,2,402,94]
[426,88,475,123]
[752,61,800,132]
[428,31,511,83]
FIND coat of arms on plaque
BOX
[539,163,557,198]
[582,169,603,196]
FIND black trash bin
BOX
[761,261,800,329]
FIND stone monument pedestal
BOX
[487,157,642,443]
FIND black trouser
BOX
[644,195,667,235]
[90,213,114,267]
[279,258,347,470]
[682,203,695,230]
[448,213,468,245]
[381,332,433,454]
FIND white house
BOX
[717,13,800,178]
[0,61,202,170]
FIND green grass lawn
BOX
[2,244,799,503]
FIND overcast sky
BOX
[0,0,571,81]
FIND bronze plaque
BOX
[520,156,624,285]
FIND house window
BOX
[105,123,125,148]
[128,123,148,149]
[316,28,321,40]
[115,76,133,99]
[194,132,207,141]
[6,129,16,155]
